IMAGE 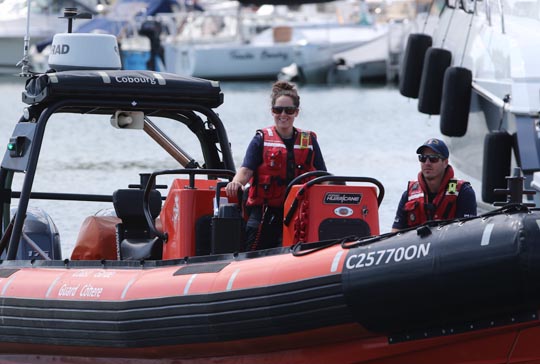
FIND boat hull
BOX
[0,37,27,73]
[0,208,538,362]
[164,42,294,80]
[293,26,390,83]
[2,67,540,363]
[1,322,540,363]
[428,5,540,202]
[0,0,98,74]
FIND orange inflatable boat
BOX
[1,30,540,363]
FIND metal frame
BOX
[0,85,235,260]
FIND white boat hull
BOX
[0,37,26,73]
[164,42,294,80]
[0,0,98,74]
[285,24,391,83]
[425,3,540,203]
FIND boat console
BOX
[282,174,384,246]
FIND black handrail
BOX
[11,191,113,202]
[283,175,385,226]
[214,181,244,216]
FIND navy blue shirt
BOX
[392,182,477,230]
[241,130,327,174]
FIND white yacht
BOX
[163,0,389,81]
[163,18,294,79]
[0,0,101,74]
[400,0,540,205]
[280,21,390,83]
[283,0,416,84]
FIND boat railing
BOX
[472,81,539,115]
[497,0,506,33]
[485,0,492,25]
[471,80,507,108]
[476,0,506,33]
[164,6,278,44]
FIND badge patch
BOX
[299,131,310,149]
[448,181,457,194]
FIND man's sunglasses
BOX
[418,154,445,163]
[272,106,297,115]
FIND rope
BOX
[248,205,268,251]
[292,184,309,244]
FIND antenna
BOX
[16,0,33,77]
[60,7,93,34]
[16,7,93,77]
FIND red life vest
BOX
[404,165,466,227]
[247,126,316,207]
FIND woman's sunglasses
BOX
[272,106,297,115]
[418,154,445,163]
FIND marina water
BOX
[0,77,446,258]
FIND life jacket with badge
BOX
[247,126,316,207]
[404,165,466,227]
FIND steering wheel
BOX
[283,170,333,203]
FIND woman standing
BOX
[225,81,327,251]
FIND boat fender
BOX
[440,67,472,137]
[71,215,119,260]
[398,33,433,99]
[417,47,452,115]
[341,211,540,334]
[482,131,513,203]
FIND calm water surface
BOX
[0,76,447,258]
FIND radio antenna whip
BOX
[16,0,33,77]
[16,7,92,77]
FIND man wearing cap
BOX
[391,138,477,231]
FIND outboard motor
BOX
[5,207,62,260]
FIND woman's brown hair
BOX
[271,81,300,107]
